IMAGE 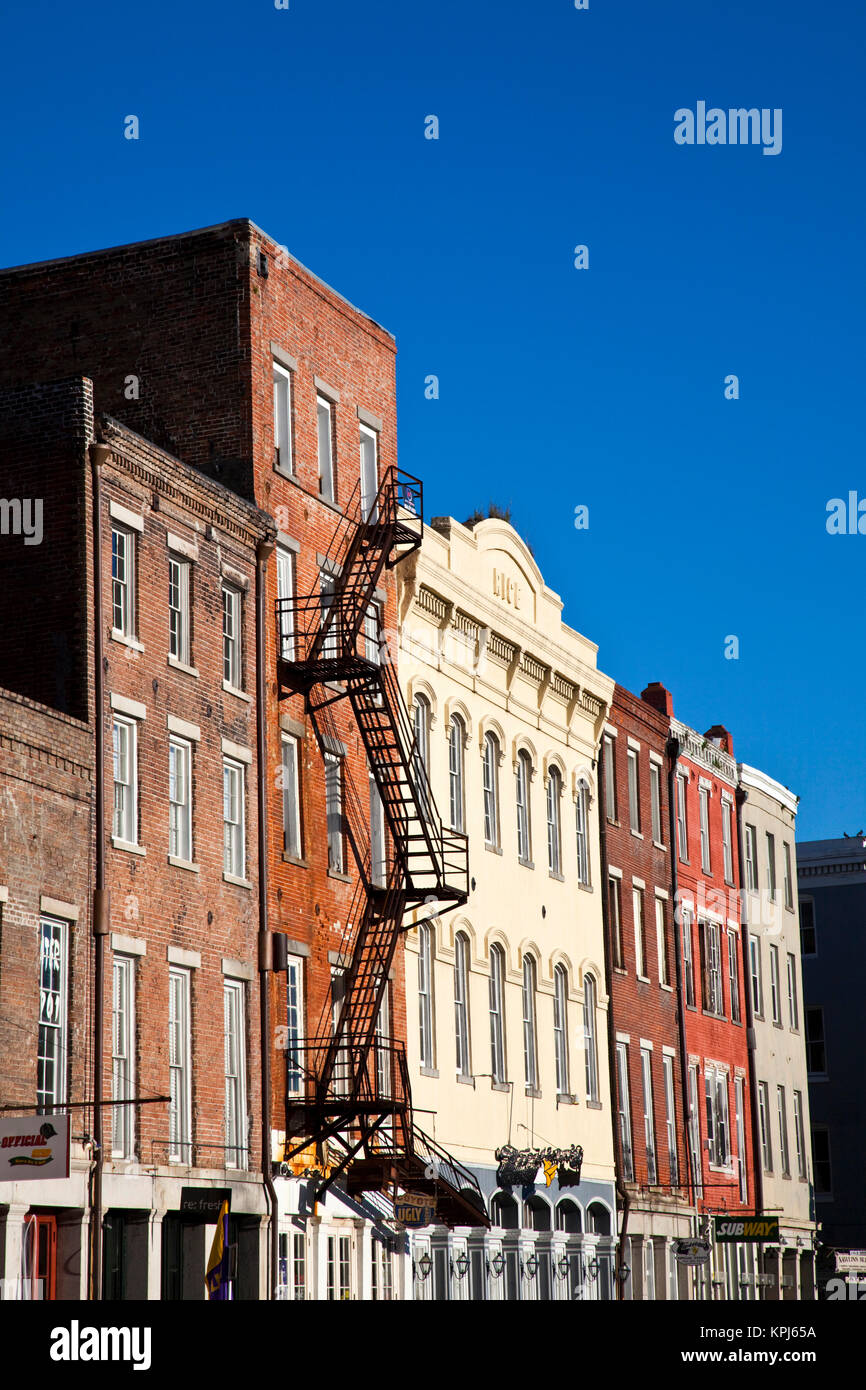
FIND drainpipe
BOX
[255,534,278,1299]
[89,442,113,1300]
[735,787,765,1247]
[595,734,630,1299]
[665,738,698,1249]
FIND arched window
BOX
[516,750,532,863]
[553,963,570,1096]
[491,1191,519,1230]
[413,695,431,820]
[483,733,500,848]
[575,779,590,886]
[555,1199,582,1234]
[522,955,538,1090]
[547,767,562,875]
[454,932,471,1078]
[584,973,599,1102]
[449,715,465,833]
[488,944,506,1084]
[418,923,434,1069]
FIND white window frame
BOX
[758,1080,772,1172]
[633,886,646,979]
[783,842,794,911]
[317,394,335,503]
[522,956,539,1092]
[111,524,136,638]
[688,1063,703,1197]
[766,832,777,901]
[662,1052,678,1184]
[223,757,246,879]
[516,750,532,863]
[769,944,781,1025]
[325,753,344,874]
[286,954,305,1097]
[640,1047,657,1185]
[728,928,741,1023]
[616,1041,633,1180]
[483,733,500,848]
[786,952,799,1030]
[168,555,190,665]
[699,786,711,874]
[413,695,432,823]
[655,895,669,986]
[359,422,379,522]
[627,748,640,833]
[575,780,590,886]
[604,733,617,821]
[584,974,599,1102]
[649,760,662,845]
[704,920,723,1016]
[281,734,302,859]
[745,824,759,892]
[37,915,67,1112]
[112,715,138,846]
[489,945,506,1084]
[553,964,570,1097]
[222,583,242,689]
[777,1084,790,1177]
[111,954,135,1158]
[449,715,465,834]
[276,546,295,661]
[546,769,562,876]
[454,932,471,1078]
[610,875,624,969]
[169,736,193,863]
[418,924,435,1069]
[705,1066,731,1169]
[793,1090,807,1180]
[273,360,293,474]
[676,772,688,860]
[682,909,695,1008]
[734,1075,748,1203]
[749,934,763,1017]
[168,966,192,1162]
[224,978,248,1169]
[721,798,734,884]
[326,1233,352,1301]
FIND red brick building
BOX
[601,684,693,1299]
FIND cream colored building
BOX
[737,763,816,1299]
[397,516,617,1301]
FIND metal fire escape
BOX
[275,468,488,1227]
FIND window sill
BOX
[772,1020,784,1030]
[630,829,644,841]
[518,858,535,871]
[282,852,308,868]
[606,818,620,828]
[168,655,199,678]
[549,870,565,883]
[659,982,674,993]
[586,1098,603,1111]
[223,872,252,889]
[490,1080,510,1093]
[637,975,651,984]
[577,880,594,893]
[420,1066,439,1080]
[223,681,251,703]
[525,1086,542,1100]
[168,856,200,873]
[708,1164,735,1176]
[456,1073,475,1087]
[614,966,627,975]
[652,841,666,851]
[485,842,503,856]
[111,837,146,856]
[111,631,144,653]
[324,681,346,696]
[556,1092,578,1107]
[328,869,352,883]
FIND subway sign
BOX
[714,1217,779,1243]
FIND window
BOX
[374,982,391,1107]
[285,955,304,1096]
[604,734,617,821]
[769,945,781,1024]
[766,833,777,901]
[364,602,381,667]
[483,733,500,848]
[418,924,435,1069]
[37,916,67,1112]
[777,1085,790,1178]
[413,695,432,823]
[734,1076,748,1203]
[488,945,506,1084]
[553,964,569,1096]
[273,360,293,473]
[369,766,386,889]
[682,910,695,1007]
[168,556,190,664]
[793,1091,807,1181]
[721,799,734,883]
[633,887,646,978]
[583,974,599,1102]
[281,735,302,858]
[650,760,663,844]
[688,1064,703,1197]
[516,750,532,863]
[292,1232,306,1300]
[749,934,763,1017]
[168,967,192,1162]
[320,572,338,662]
[662,1053,678,1185]
[783,842,794,910]
[111,955,135,1157]
[454,933,471,1078]
[805,1006,826,1074]
[575,780,590,885]
[276,546,295,661]
[359,423,379,522]
[371,1239,393,1302]
[676,772,688,860]
[799,899,816,955]
[644,1239,656,1301]
[610,876,624,969]
[112,716,137,845]
[325,753,344,874]
[222,758,245,878]
[705,1067,730,1168]
[169,737,192,862]
[111,525,135,637]
[786,953,799,1030]
[222,584,242,688]
[317,395,335,502]
[224,980,247,1169]
[812,1127,831,1195]
[758,1081,772,1172]
[699,787,711,873]
[616,1042,633,1180]
[655,897,669,986]
[627,749,640,832]
[449,716,465,833]
[522,956,539,1091]
[702,920,723,1016]
[331,968,350,1096]
[546,768,562,875]
[727,929,741,1023]
[640,1047,657,1184]
[744,824,759,891]
[326,1235,352,1301]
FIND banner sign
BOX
[495,1143,584,1190]
[0,1114,70,1181]
[674,1238,711,1266]
[394,1192,436,1228]
[180,1188,232,1220]
[714,1216,779,1243]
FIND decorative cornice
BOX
[672,718,737,786]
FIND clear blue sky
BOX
[1,0,863,838]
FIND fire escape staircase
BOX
[275,468,487,1228]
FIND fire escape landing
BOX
[275,468,487,1228]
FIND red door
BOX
[26,1213,57,1300]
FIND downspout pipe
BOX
[665,737,697,1234]
[256,535,278,1299]
[596,734,630,1299]
[89,442,112,1300]
[735,786,765,1228]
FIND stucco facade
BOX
[397,516,617,1300]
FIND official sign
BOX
[0,1114,70,1181]
[835,1250,866,1273]
[394,1192,436,1228]
[180,1187,232,1220]
[674,1238,711,1266]
[714,1216,779,1243]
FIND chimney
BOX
[705,724,734,757]
[641,682,673,717]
